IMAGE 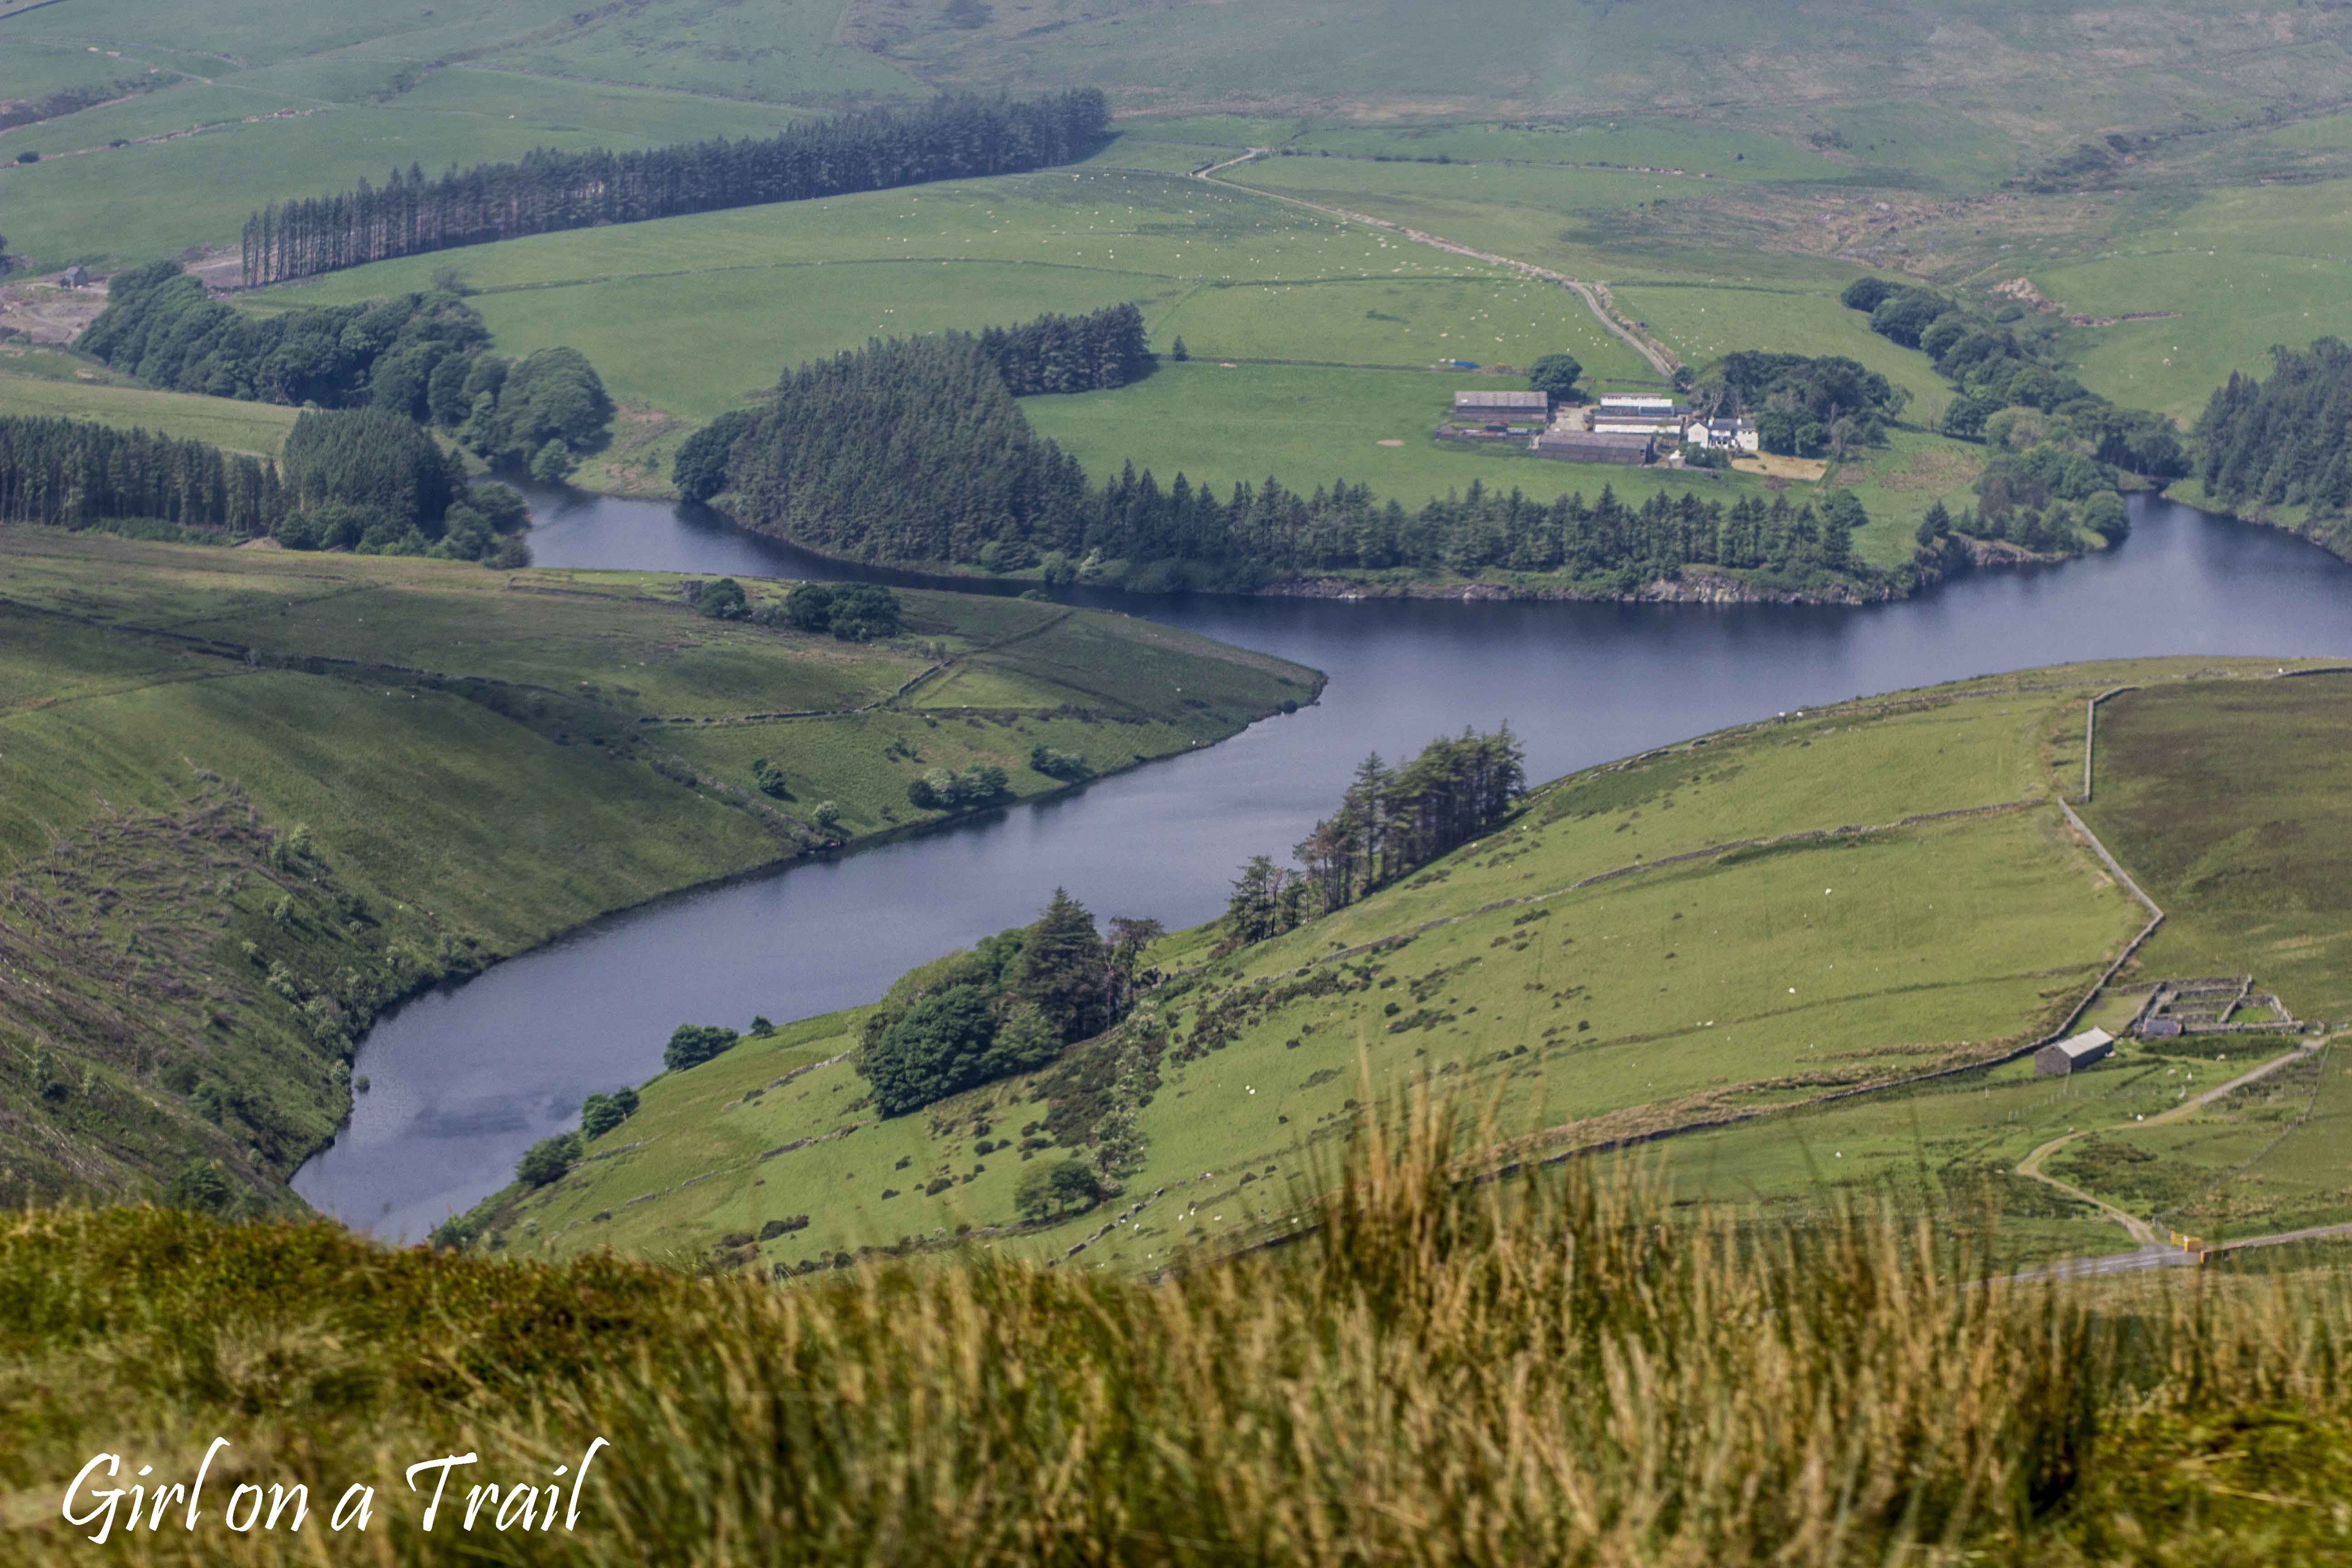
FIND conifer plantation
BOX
[239,91,1112,285]
[1225,727,1526,945]
[2193,337,2352,557]
[0,416,284,534]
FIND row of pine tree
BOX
[1225,728,1528,947]
[240,91,1112,285]
[0,415,284,534]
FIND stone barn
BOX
[2034,1027,2115,1077]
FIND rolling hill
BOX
[0,528,1314,1211]
[466,657,2351,1276]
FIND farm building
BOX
[2034,1028,2115,1078]
[59,265,89,288]
[1698,417,1760,453]
[1533,431,1651,465]
[1597,393,1680,418]
[1454,389,1549,419]
[1591,394,1689,435]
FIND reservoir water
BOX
[294,492,2352,1239]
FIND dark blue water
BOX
[294,491,2352,1239]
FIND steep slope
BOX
[0,529,1314,1210]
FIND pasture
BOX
[494,662,2217,1269]
[0,50,815,269]
[2033,178,2352,420]
[0,350,298,453]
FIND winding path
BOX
[1193,150,1681,378]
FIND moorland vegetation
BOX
[16,1123,2352,1565]
[0,530,1313,1211]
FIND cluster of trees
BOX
[277,408,531,560]
[1028,744,1093,783]
[83,263,486,408]
[773,581,903,641]
[0,415,284,534]
[79,264,613,481]
[664,1024,741,1071]
[580,1086,642,1139]
[908,763,1010,812]
[440,345,614,482]
[977,303,1151,396]
[1225,727,1526,946]
[2193,339,2352,535]
[855,890,1161,1117]
[698,330,1882,592]
[1014,1157,1104,1222]
[696,333,1091,557]
[1689,352,1907,459]
[1528,353,1584,402]
[240,91,1112,284]
[0,410,529,560]
[1836,276,2184,475]
[1083,471,1874,591]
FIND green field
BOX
[0,348,298,453]
[0,0,918,269]
[2030,178,2352,420]
[0,529,1312,1210]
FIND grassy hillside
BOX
[469,657,2344,1277]
[11,0,2352,272]
[0,529,1314,1211]
[10,1130,2352,1564]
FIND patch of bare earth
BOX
[0,277,107,345]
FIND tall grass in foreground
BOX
[5,1092,2352,1563]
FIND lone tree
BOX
[1015,1156,1103,1222]
[1527,353,1583,402]
[1170,336,1189,362]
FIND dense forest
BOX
[240,91,1112,285]
[80,263,613,479]
[2192,338,2352,556]
[693,329,1882,596]
[0,415,284,535]
[0,409,528,560]
[672,303,1148,507]
[978,303,1151,396]
[1224,727,1526,951]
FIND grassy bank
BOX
[466,657,2344,1276]
[0,529,1315,1211]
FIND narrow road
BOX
[1194,150,1680,378]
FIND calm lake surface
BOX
[294,491,2352,1239]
